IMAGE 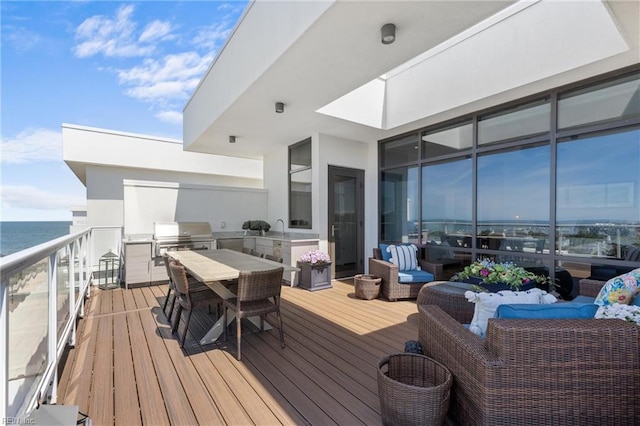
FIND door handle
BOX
[331,225,337,237]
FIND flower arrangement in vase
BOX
[453,258,548,292]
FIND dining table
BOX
[167,249,298,345]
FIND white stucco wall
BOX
[63,123,263,183]
[85,164,265,232]
[122,180,267,235]
[316,134,376,267]
[263,146,290,234]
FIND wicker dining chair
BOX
[162,253,211,321]
[223,267,285,360]
[263,253,283,263]
[168,260,223,347]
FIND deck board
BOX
[59,279,419,425]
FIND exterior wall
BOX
[263,134,377,271]
[263,146,289,234]
[316,133,375,265]
[85,165,265,233]
[122,180,267,235]
[63,123,263,182]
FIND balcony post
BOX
[47,252,58,405]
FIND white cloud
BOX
[3,26,41,53]
[156,110,183,125]
[73,5,156,58]
[0,128,62,164]
[192,22,232,50]
[1,185,85,211]
[117,52,212,103]
[139,20,173,43]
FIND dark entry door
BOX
[328,166,364,279]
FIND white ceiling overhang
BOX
[183,0,640,160]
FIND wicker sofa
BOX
[418,297,640,424]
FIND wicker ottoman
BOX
[377,353,452,426]
[354,274,382,300]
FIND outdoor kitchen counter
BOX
[213,231,319,242]
[214,232,319,285]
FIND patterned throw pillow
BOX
[464,288,557,337]
[387,244,418,271]
[594,268,640,306]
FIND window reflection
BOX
[558,74,640,130]
[289,139,312,228]
[422,121,472,159]
[477,145,550,256]
[381,167,419,243]
[556,129,640,258]
[478,99,550,145]
[381,133,419,167]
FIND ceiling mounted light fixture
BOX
[381,23,396,44]
[275,102,285,113]
[229,135,236,143]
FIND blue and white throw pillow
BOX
[387,244,418,271]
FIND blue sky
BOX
[1,1,248,221]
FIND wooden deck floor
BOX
[58,279,420,425]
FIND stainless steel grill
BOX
[153,221,215,257]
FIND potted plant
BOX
[297,249,332,291]
[453,258,548,292]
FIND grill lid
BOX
[153,221,213,240]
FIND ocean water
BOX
[0,221,71,256]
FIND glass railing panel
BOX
[57,247,71,340]
[7,257,49,416]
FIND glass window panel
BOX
[556,129,640,259]
[8,258,49,416]
[558,73,640,130]
[290,168,312,228]
[290,139,311,171]
[381,133,419,168]
[421,158,472,260]
[478,99,550,145]
[477,145,550,252]
[422,121,472,159]
[381,166,419,243]
[57,246,71,340]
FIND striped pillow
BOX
[387,244,418,271]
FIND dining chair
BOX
[223,267,285,360]
[169,260,223,347]
[250,249,261,257]
[241,247,252,255]
[162,253,211,321]
[263,253,283,263]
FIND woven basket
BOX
[354,274,381,300]
[377,353,452,426]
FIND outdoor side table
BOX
[354,274,381,300]
[377,353,452,426]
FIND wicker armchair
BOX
[418,302,640,425]
[369,247,439,301]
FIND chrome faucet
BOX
[276,218,285,237]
